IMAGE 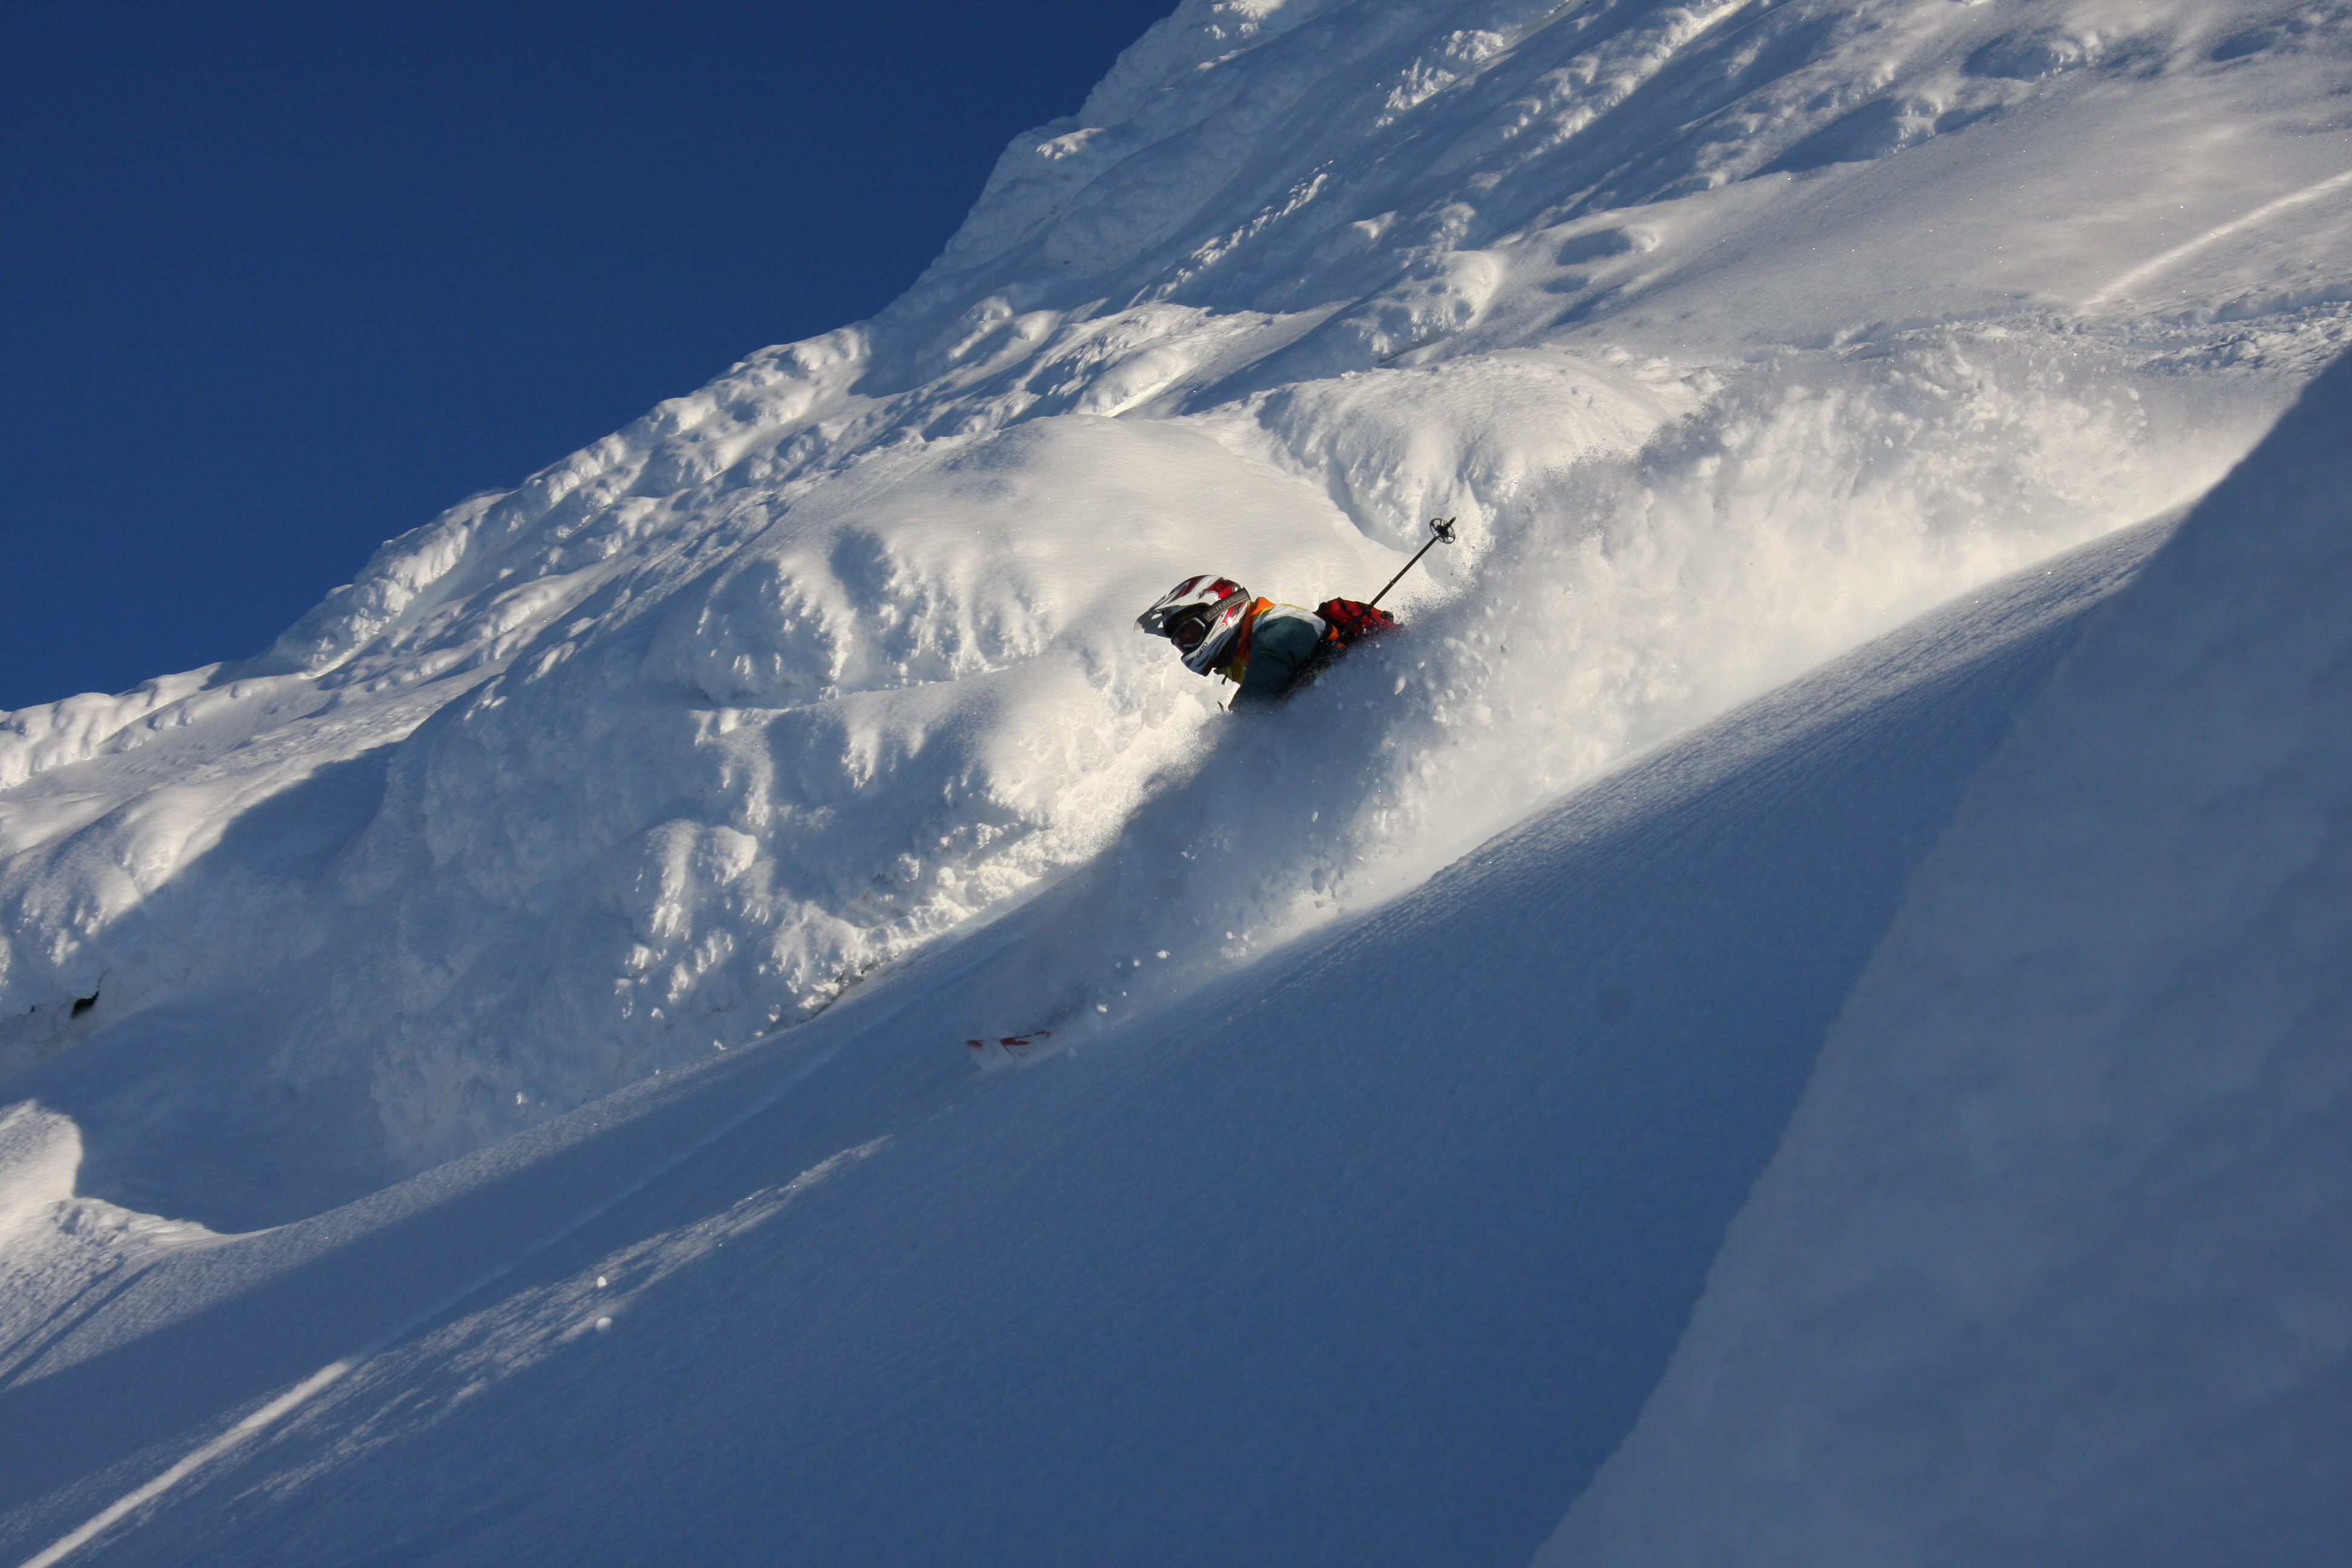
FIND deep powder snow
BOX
[2,0,2349,1563]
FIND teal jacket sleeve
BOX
[1233,612,1326,707]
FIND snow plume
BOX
[946,324,2239,1045]
[1292,326,2238,900]
[4,0,2349,1222]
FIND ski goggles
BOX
[1165,608,1213,653]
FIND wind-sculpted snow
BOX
[1539,337,2352,1568]
[3,0,2348,1220]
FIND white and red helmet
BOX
[1137,575,1252,673]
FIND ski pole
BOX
[1367,517,1457,610]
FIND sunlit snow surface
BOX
[1,0,2349,1561]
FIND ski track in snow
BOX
[2,0,2351,1560]
[2086,167,2352,308]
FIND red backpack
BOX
[1315,598,1400,647]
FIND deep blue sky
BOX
[2,1,1177,711]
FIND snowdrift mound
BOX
[4,0,2348,1214]
[1543,350,2352,1566]
[0,507,2169,1568]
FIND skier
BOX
[1135,575,1393,707]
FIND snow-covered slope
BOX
[2,0,2350,1560]
[0,506,2171,1568]
[5,353,2337,1568]
[5,0,2344,1220]
[1539,338,2352,1568]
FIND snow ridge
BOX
[1542,332,2352,1568]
